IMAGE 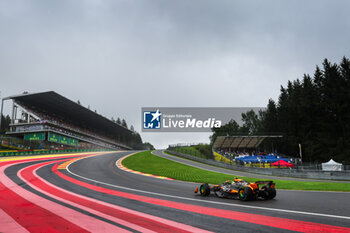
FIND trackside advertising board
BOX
[48,132,60,143]
[24,133,45,141]
[70,138,78,146]
[48,132,79,146]
[60,136,69,145]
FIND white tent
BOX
[322,159,343,171]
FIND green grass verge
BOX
[171,146,207,159]
[122,151,350,192]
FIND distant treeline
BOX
[123,128,155,150]
[0,114,11,134]
[211,57,350,163]
[110,117,154,150]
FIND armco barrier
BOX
[165,150,350,181]
[0,149,114,157]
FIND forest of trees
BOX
[111,117,154,150]
[211,57,350,163]
[123,126,154,150]
[0,114,11,134]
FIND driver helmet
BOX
[234,177,242,182]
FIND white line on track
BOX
[66,155,350,221]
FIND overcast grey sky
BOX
[1,0,350,148]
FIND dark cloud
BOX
[1,0,350,148]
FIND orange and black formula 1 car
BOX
[194,178,276,201]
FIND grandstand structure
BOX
[213,135,282,150]
[0,91,133,150]
[213,135,289,164]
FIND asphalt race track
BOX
[1,151,350,232]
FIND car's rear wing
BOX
[254,181,275,188]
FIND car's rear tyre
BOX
[199,183,210,196]
[261,186,276,200]
[267,187,276,199]
[239,187,253,201]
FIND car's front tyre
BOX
[239,187,253,201]
[199,183,210,196]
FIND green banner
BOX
[60,136,69,145]
[24,133,45,141]
[47,132,78,146]
[70,138,78,146]
[48,132,60,143]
